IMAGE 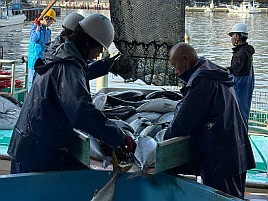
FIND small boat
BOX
[204,0,214,13]
[226,0,261,14]
[0,3,26,27]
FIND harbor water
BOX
[0,9,267,94]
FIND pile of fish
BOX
[91,89,183,173]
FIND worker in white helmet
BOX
[42,12,120,84]
[8,14,136,173]
[228,22,255,129]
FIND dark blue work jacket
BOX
[164,57,255,181]
[229,43,255,125]
[8,41,125,170]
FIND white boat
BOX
[204,0,214,13]
[0,5,26,27]
[226,1,261,14]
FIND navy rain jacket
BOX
[164,57,255,181]
[8,41,125,170]
[229,43,255,125]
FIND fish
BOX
[155,112,174,124]
[134,136,157,172]
[106,90,145,101]
[125,111,162,124]
[91,151,133,201]
[139,124,163,138]
[154,129,167,142]
[106,95,149,108]
[89,134,108,161]
[129,117,152,136]
[0,93,21,129]
[92,93,107,110]
[103,105,136,120]
[111,119,134,135]
[145,90,183,101]
[136,98,178,114]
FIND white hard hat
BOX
[62,12,84,31]
[228,22,248,37]
[79,13,114,49]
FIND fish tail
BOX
[111,151,132,177]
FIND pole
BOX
[37,0,57,21]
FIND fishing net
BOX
[109,0,185,86]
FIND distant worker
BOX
[27,9,56,91]
[43,12,119,83]
[184,29,191,44]
[8,14,136,173]
[44,12,84,53]
[164,42,255,199]
[228,22,255,129]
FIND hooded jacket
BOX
[164,57,255,181]
[8,41,125,170]
[229,43,255,124]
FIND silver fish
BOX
[125,112,162,124]
[154,129,167,142]
[92,93,107,111]
[139,124,162,138]
[136,98,178,114]
[91,151,132,201]
[129,117,152,136]
[134,136,157,172]
[156,112,174,124]
[89,134,107,161]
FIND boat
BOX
[204,0,214,13]
[0,2,26,27]
[226,0,261,14]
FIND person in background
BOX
[27,9,56,91]
[164,42,255,199]
[228,22,255,129]
[42,12,119,84]
[8,13,136,174]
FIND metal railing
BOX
[0,59,28,102]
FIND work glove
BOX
[123,135,137,153]
[34,18,41,27]
[106,53,121,75]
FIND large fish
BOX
[134,136,157,172]
[106,90,145,101]
[155,111,174,124]
[91,151,133,201]
[136,98,178,113]
[103,105,136,120]
[139,124,162,138]
[145,90,183,101]
[0,93,21,129]
[125,111,162,124]
[92,93,107,110]
[129,117,152,136]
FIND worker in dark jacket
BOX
[8,14,136,173]
[228,22,255,129]
[164,42,255,199]
[43,12,119,84]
